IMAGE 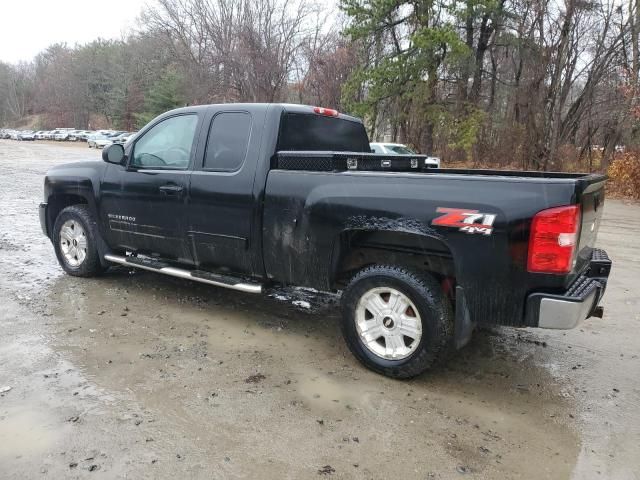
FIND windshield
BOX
[388,145,415,154]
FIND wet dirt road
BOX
[0,139,638,479]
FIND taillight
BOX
[527,205,581,274]
[313,106,339,117]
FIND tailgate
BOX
[575,175,607,273]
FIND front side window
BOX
[204,112,251,171]
[132,115,198,169]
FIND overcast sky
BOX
[0,0,149,63]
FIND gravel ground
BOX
[0,139,638,479]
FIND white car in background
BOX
[54,129,75,141]
[87,130,117,148]
[47,129,67,140]
[68,130,88,141]
[94,136,115,149]
[93,132,126,149]
[111,132,136,145]
[17,130,36,141]
[370,142,441,168]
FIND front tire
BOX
[53,205,105,277]
[341,265,453,379]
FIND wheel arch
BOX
[331,229,474,350]
[46,193,89,239]
[331,229,456,289]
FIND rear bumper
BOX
[526,249,611,329]
[39,202,48,237]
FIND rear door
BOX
[187,108,262,275]
[99,113,201,262]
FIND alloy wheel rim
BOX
[355,287,422,360]
[59,219,87,267]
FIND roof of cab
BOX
[370,142,407,147]
[162,103,363,124]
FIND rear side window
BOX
[277,113,370,152]
[204,112,251,171]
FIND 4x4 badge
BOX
[432,207,496,236]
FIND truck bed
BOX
[265,152,607,327]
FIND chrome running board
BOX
[104,254,262,294]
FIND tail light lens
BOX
[527,205,581,274]
[313,106,339,117]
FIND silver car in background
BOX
[370,142,441,168]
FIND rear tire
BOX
[341,265,453,379]
[53,205,106,277]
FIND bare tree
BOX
[142,0,317,103]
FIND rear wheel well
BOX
[47,194,88,238]
[333,230,472,352]
[332,230,456,294]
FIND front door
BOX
[100,113,200,263]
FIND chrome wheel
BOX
[355,287,422,360]
[59,219,87,267]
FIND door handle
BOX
[159,184,184,195]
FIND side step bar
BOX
[104,254,262,294]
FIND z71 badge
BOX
[432,207,496,236]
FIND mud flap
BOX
[454,286,474,349]
[93,224,112,268]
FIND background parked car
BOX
[88,131,112,148]
[370,142,416,155]
[67,130,85,141]
[54,129,74,141]
[76,130,94,141]
[94,136,114,149]
[370,142,441,168]
[111,132,136,145]
[18,130,36,141]
[93,131,125,149]
[45,130,61,140]
[95,131,128,148]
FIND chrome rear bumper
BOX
[526,249,611,330]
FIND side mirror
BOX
[103,143,125,165]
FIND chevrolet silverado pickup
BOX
[39,103,612,378]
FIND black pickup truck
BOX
[40,103,612,378]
